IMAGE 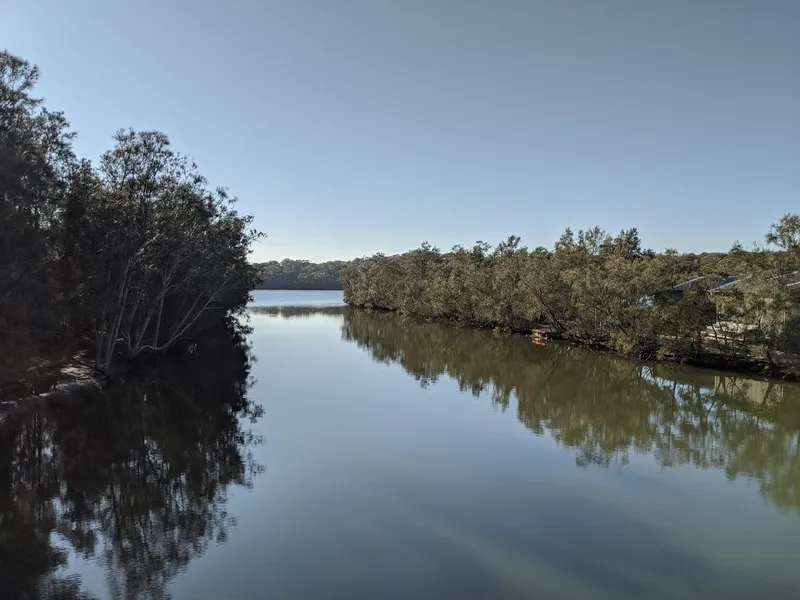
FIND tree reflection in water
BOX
[0,320,264,600]
[248,305,345,319]
[340,308,800,513]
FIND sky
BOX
[1,1,798,262]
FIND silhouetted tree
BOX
[0,50,262,386]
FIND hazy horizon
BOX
[3,0,798,264]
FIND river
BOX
[1,289,800,599]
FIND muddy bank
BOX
[0,357,105,432]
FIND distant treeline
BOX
[342,218,800,371]
[253,259,359,290]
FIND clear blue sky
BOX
[2,1,798,262]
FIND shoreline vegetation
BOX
[1,50,261,408]
[342,220,800,380]
[2,46,797,417]
[0,352,100,430]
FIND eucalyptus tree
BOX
[0,50,76,382]
[767,214,800,256]
[489,235,528,329]
[2,50,262,381]
[73,129,261,369]
[341,217,800,364]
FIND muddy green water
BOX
[2,290,800,599]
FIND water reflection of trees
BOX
[341,309,800,512]
[0,321,264,600]
[248,305,344,319]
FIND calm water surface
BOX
[248,289,344,307]
[2,291,800,599]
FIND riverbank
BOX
[349,306,800,382]
[0,321,252,430]
[669,347,800,381]
[0,353,105,431]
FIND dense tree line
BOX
[342,219,800,366]
[0,50,261,389]
[341,308,800,513]
[253,259,356,290]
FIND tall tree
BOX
[0,51,76,383]
[1,50,262,383]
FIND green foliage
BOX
[0,50,261,383]
[343,222,800,363]
[767,214,800,254]
[0,52,76,381]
